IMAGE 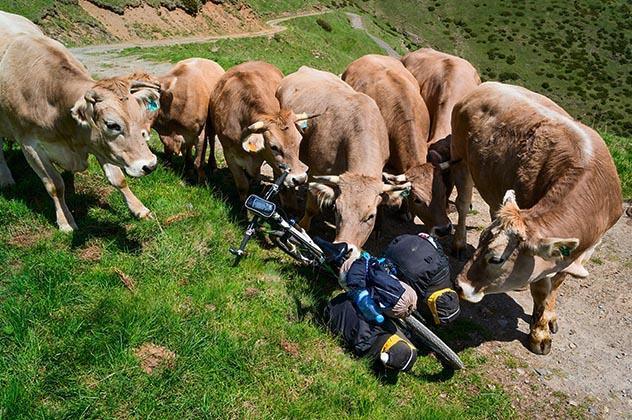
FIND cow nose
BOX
[289,173,308,186]
[142,163,156,174]
[432,223,453,237]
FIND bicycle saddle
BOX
[313,236,349,268]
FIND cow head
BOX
[456,190,586,302]
[71,77,160,177]
[383,160,452,236]
[308,172,411,250]
[240,108,310,188]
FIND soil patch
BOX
[133,342,176,374]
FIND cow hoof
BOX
[529,335,552,355]
[549,319,559,334]
[136,207,152,219]
[59,223,75,233]
[0,177,15,188]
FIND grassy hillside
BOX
[354,0,632,138]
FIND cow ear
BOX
[308,183,336,208]
[381,189,406,207]
[71,91,97,127]
[242,133,265,153]
[133,88,161,113]
[535,237,580,260]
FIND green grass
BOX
[602,132,632,199]
[121,12,388,74]
[0,137,513,418]
[354,0,632,138]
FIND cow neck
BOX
[396,126,427,172]
[62,77,97,143]
[519,168,608,255]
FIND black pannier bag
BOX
[382,233,460,326]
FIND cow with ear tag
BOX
[450,81,623,355]
[208,61,310,201]
[0,11,160,231]
[277,66,411,255]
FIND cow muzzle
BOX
[455,280,485,303]
[125,155,158,177]
[431,223,453,238]
[286,172,308,187]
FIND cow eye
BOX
[488,256,505,265]
[414,198,422,204]
[363,213,375,223]
[270,144,280,153]
[105,121,121,132]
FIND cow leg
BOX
[21,142,76,232]
[193,131,208,184]
[207,132,218,174]
[299,191,319,231]
[224,152,252,202]
[98,160,151,219]
[452,161,473,260]
[0,138,16,187]
[529,272,567,355]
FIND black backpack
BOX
[382,234,460,326]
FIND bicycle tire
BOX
[400,315,464,370]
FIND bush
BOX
[499,71,520,81]
[316,18,333,32]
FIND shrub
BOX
[316,18,332,32]
[499,71,520,81]
[541,82,550,89]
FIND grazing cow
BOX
[342,54,452,236]
[277,66,410,254]
[401,48,481,148]
[148,58,224,182]
[451,82,623,354]
[0,13,160,232]
[208,61,309,200]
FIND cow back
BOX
[452,82,622,252]
[277,66,389,178]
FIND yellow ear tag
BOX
[247,142,258,152]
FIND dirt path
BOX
[364,191,632,419]
[346,12,400,58]
[70,10,333,78]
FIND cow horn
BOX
[247,121,267,132]
[295,112,320,121]
[382,181,412,192]
[310,175,340,185]
[503,189,517,205]
[382,172,407,183]
[129,80,161,93]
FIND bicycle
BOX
[229,168,465,370]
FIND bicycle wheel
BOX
[399,314,464,370]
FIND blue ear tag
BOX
[147,99,159,112]
[298,120,308,130]
[560,246,571,257]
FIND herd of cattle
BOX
[0,11,623,355]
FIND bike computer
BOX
[245,195,276,218]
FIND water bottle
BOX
[350,289,384,323]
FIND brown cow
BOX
[451,82,623,354]
[277,66,410,255]
[342,54,452,236]
[0,12,160,231]
[150,58,224,182]
[208,61,309,200]
[401,48,481,148]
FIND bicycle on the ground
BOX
[229,168,464,370]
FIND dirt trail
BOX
[71,10,333,78]
[365,191,631,418]
[346,12,400,58]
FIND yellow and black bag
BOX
[382,233,460,326]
